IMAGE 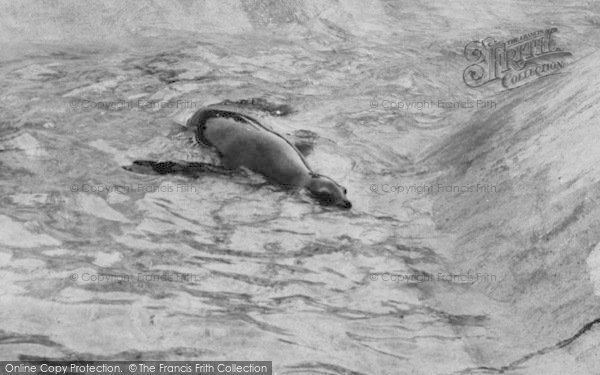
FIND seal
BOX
[193,109,351,208]
[125,108,351,209]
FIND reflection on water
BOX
[0,33,458,372]
[1,0,599,373]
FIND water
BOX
[1,1,600,374]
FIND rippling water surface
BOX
[1,1,600,373]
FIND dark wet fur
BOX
[189,109,262,150]
[216,97,293,116]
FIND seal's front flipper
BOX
[289,129,319,156]
[292,140,314,156]
[123,160,233,178]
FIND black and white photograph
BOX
[0,0,599,374]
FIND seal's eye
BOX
[343,188,347,195]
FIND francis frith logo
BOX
[463,28,572,89]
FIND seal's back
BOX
[195,110,311,187]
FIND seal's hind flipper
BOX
[123,160,233,178]
[288,129,319,156]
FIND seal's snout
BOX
[307,175,352,210]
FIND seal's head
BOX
[306,174,352,209]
